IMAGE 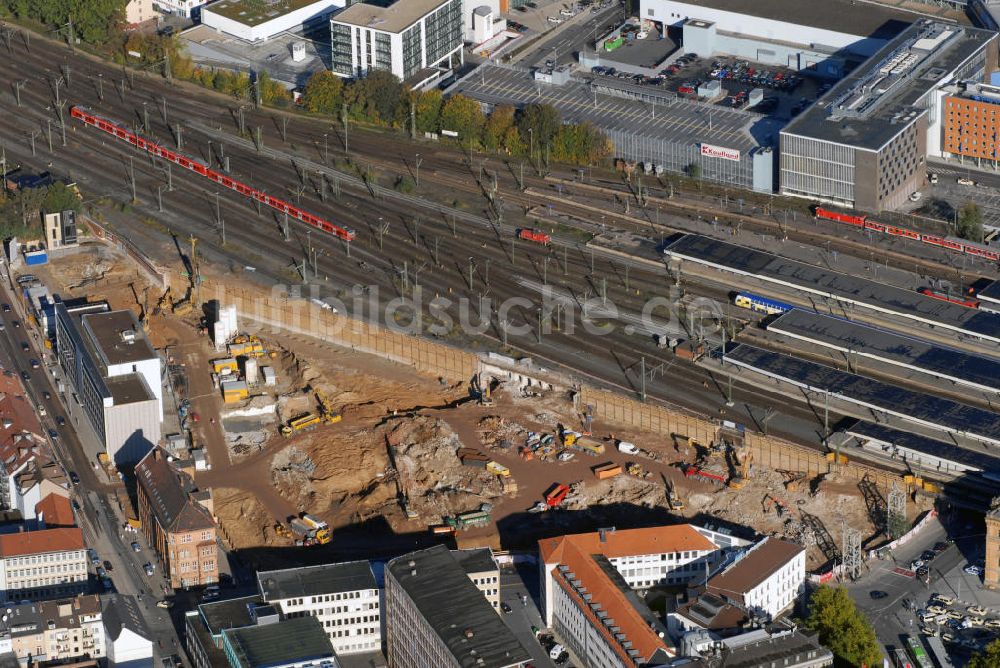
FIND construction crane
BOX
[778,469,807,492]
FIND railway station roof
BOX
[724,344,1000,445]
[767,309,1000,393]
[665,234,1000,342]
[845,420,1000,472]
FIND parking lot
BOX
[586,53,828,119]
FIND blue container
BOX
[24,251,48,266]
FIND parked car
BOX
[29,359,39,369]
[2,304,10,313]
[131,541,141,553]
[965,564,984,576]
[103,560,113,572]
[20,342,28,352]
[101,577,113,591]
[501,602,512,614]
[48,429,58,440]
[96,566,106,577]
[143,563,155,576]
[42,391,50,400]
[156,600,173,609]
[56,416,65,426]
[69,471,80,485]
[958,177,975,186]
[869,590,887,600]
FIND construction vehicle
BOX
[683,464,727,486]
[762,493,790,517]
[662,473,684,511]
[625,462,649,479]
[486,461,511,477]
[431,524,456,535]
[301,514,332,545]
[561,428,580,447]
[545,483,571,508]
[274,524,293,539]
[280,413,322,436]
[519,447,534,461]
[593,463,623,479]
[572,436,605,456]
[445,504,493,530]
[173,236,200,316]
[778,470,807,492]
[314,387,342,424]
[289,518,318,545]
[473,374,494,407]
[726,445,753,489]
[228,335,266,358]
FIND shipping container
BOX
[593,463,623,479]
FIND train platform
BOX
[843,420,1000,476]
[665,234,1000,344]
[722,344,1000,446]
[767,309,1000,394]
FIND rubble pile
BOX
[271,446,318,507]
[477,415,524,451]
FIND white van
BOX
[617,441,639,454]
[549,644,565,660]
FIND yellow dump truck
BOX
[280,413,322,436]
[573,437,606,456]
[486,461,511,477]
[301,514,332,545]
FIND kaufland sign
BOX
[700,143,740,161]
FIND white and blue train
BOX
[733,292,794,316]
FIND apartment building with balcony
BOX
[0,528,87,603]
[135,447,218,588]
[0,594,104,665]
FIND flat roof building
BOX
[54,304,161,464]
[780,20,998,211]
[203,0,344,42]
[330,0,464,81]
[258,562,381,656]
[385,545,530,668]
[221,616,337,668]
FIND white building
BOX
[330,0,464,81]
[461,0,504,44]
[0,528,88,603]
[104,595,154,668]
[640,0,922,59]
[125,0,156,26]
[202,0,344,42]
[0,595,105,666]
[55,305,162,465]
[452,548,500,609]
[708,537,806,620]
[156,0,208,19]
[257,561,381,656]
[539,525,758,668]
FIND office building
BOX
[780,20,998,211]
[103,595,154,668]
[258,562,381,655]
[55,305,162,464]
[707,537,805,619]
[0,528,87,603]
[330,0,463,81]
[186,596,263,668]
[452,548,500,609]
[0,595,104,665]
[203,0,343,42]
[221,616,337,668]
[940,80,1000,168]
[135,447,218,589]
[385,545,531,668]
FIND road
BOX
[0,271,184,661]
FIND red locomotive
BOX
[517,228,551,245]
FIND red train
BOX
[813,207,999,262]
[916,286,980,308]
[517,228,551,245]
[69,106,356,242]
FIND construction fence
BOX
[200,280,480,383]
[84,216,170,289]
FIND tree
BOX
[956,201,984,242]
[804,585,881,668]
[0,0,125,46]
[257,71,291,106]
[345,70,405,126]
[41,183,81,215]
[686,163,703,179]
[968,638,1000,668]
[439,94,485,144]
[518,103,562,153]
[413,89,443,134]
[483,105,515,152]
[302,70,344,115]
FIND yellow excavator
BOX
[280,387,341,436]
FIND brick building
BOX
[135,447,218,588]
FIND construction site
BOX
[27,225,925,577]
